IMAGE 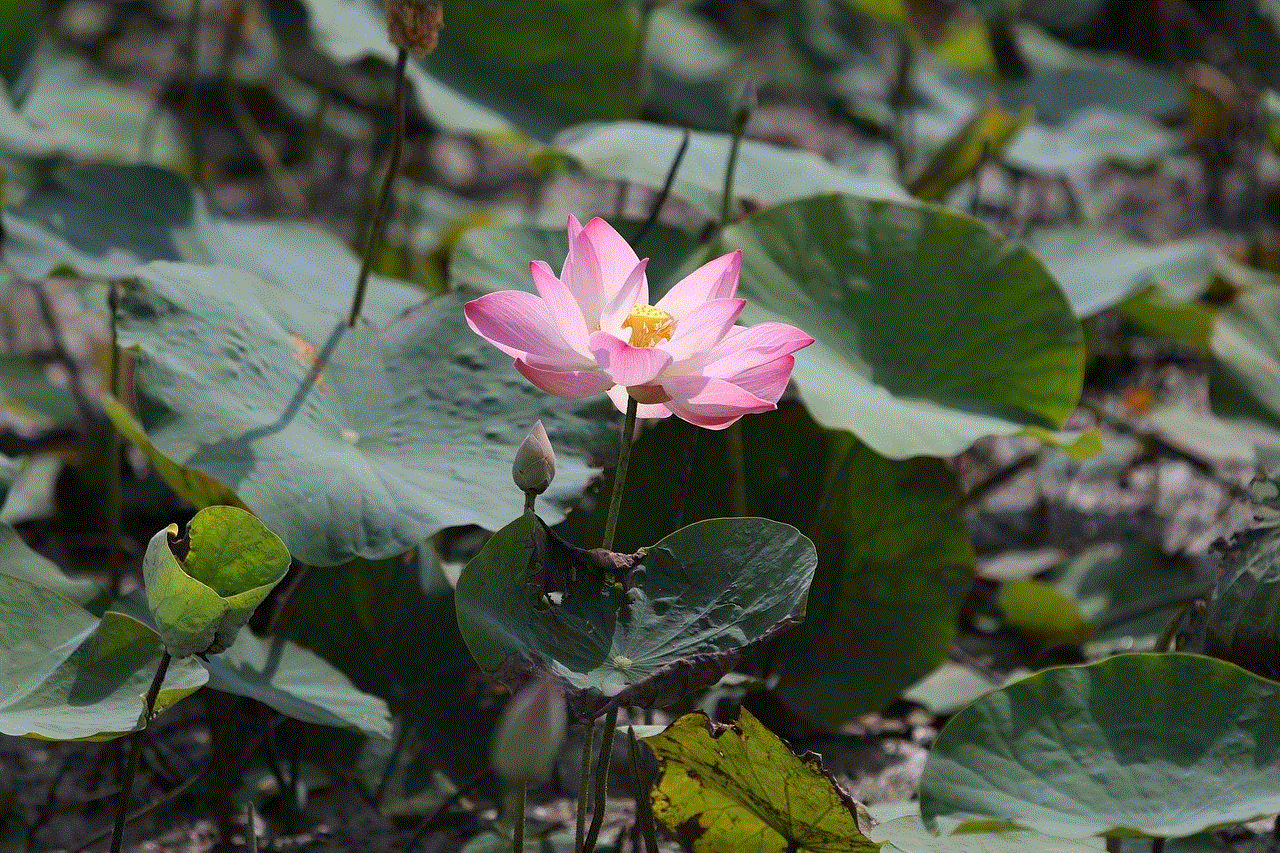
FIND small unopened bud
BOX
[491,675,567,784]
[384,0,443,56]
[513,421,555,495]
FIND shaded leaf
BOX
[997,579,1094,646]
[118,262,613,565]
[1201,508,1280,680]
[920,653,1280,838]
[644,708,878,853]
[547,121,910,218]
[558,404,974,727]
[722,194,1085,459]
[287,549,502,807]
[2,164,422,325]
[143,505,290,658]
[0,522,101,608]
[202,631,391,738]
[0,571,206,741]
[456,513,815,717]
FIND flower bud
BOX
[384,0,443,56]
[490,675,567,784]
[512,421,556,495]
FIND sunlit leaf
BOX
[118,262,614,565]
[722,194,1085,459]
[920,653,1280,838]
[644,708,878,853]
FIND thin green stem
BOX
[524,490,537,514]
[106,284,123,600]
[111,651,171,853]
[718,106,749,228]
[509,781,527,853]
[583,706,618,853]
[575,721,596,853]
[601,397,639,552]
[627,727,658,853]
[628,1,657,120]
[266,562,311,635]
[725,422,747,517]
[348,48,409,327]
[184,0,204,183]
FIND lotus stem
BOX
[508,781,527,853]
[631,129,689,250]
[184,0,204,183]
[106,283,123,600]
[110,651,171,853]
[348,48,409,327]
[627,727,658,853]
[575,720,596,853]
[718,94,750,228]
[726,421,747,517]
[583,706,619,853]
[602,397,639,552]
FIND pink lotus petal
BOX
[582,217,644,305]
[464,291,587,365]
[515,359,614,398]
[662,298,745,363]
[589,331,673,387]
[722,355,795,404]
[655,251,741,320]
[607,385,673,420]
[566,214,584,243]
[599,259,650,333]
[700,322,814,378]
[530,260,590,357]
[661,374,775,430]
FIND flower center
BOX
[622,304,675,348]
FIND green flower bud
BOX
[491,675,568,784]
[512,420,556,495]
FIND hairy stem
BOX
[348,48,409,327]
[575,721,596,853]
[106,283,123,600]
[110,651,172,853]
[583,706,619,853]
[601,397,639,552]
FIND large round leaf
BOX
[557,403,974,726]
[919,653,1280,838]
[0,569,206,741]
[202,631,391,738]
[548,121,909,218]
[118,262,613,565]
[722,194,1085,459]
[2,164,422,325]
[456,513,816,716]
[289,0,635,142]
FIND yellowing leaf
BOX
[644,709,880,853]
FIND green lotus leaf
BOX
[118,262,613,565]
[202,630,391,738]
[0,522,101,608]
[870,812,1105,853]
[143,505,290,658]
[287,0,635,142]
[1,164,422,325]
[0,48,182,163]
[1023,228,1217,318]
[0,569,206,741]
[721,194,1084,459]
[285,548,501,807]
[456,513,815,715]
[1201,509,1280,680]
[919,652,1280,838]
[643,708,878,853]
[547,121,909,218]
[556,403,973,727]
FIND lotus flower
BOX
[464,216,813,430]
